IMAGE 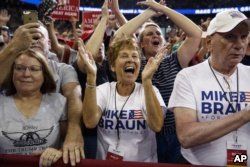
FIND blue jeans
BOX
[156,132,182,163]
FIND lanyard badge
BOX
[106,83,135,161]
[106,145,124,161]
[227,132,248,167]
[209,57,248,166]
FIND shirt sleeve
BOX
[60,63,79,87]
[142,85,167,116]
[68,48,78,65]
[153,86,167,116]
[153,86,166,108]
[168,70,196,111]
[96,83,110,112]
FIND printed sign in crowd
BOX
[82,11,101,31]
[51,0,80,20]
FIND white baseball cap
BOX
[207,9,250,36]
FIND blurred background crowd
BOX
[0,0,250,166]
[0,0,249,63]
[1,0,250,31]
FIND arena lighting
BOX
[80,6,250,15]
[19,0,250,15]
[20,0,41,5]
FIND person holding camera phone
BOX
[0,5,84,167]
[0,9,11,51]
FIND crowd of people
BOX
[0,0,250,167]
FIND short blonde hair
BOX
[108,36,141,67]
[138,22,162,44]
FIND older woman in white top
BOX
[81,36,167,162]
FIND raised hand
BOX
[108,0,127,27]
[137,0,156,6]
[159,0,166,6]
[58,0,69,6]
[39,148,62,167]
[75,28,83,38]
[0,9,11,26]
[142,46,168,81]
[109,0,120,13]
[137,0,166,11]
[78,41,97,77]
[102,0,109,19]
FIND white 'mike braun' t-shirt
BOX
[168,60,250,166]
[96,82,166,162]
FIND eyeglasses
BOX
[14,64,43,74]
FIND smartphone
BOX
[38,0,57,18]
[23,10,38,24]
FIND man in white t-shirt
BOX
[168,10,250,166]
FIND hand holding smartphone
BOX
[22,10,38,24]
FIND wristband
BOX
[86,83,96,88]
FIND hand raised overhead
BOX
[137,0,166,17]
[102,0,109,19]
[77,40,97,77]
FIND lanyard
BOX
[208,60,239,112]
[208,60,239,143]
[114,83,135,148]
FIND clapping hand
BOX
[142,46,168,81]
[0,9,11,26]
[78,40,97,77]
[109,0,120,13]
[137,0,166,7]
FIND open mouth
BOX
[124,66,135,74]
[152,41,160,47]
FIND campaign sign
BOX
[82,11,101,31]
[51,0,80,20]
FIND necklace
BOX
[208,60,239,113]
[208,60,240,142]
[114,83,135,148]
